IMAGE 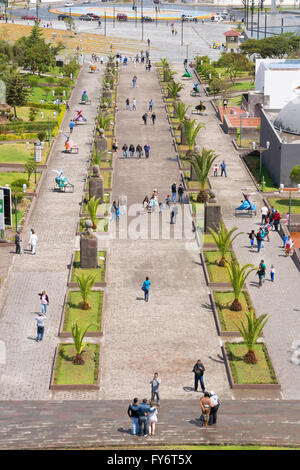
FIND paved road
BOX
[0,400,299,449]
[173,62,300,400]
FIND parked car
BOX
[58,14,72,20]
[141,16,153,22]
[181,14,198,22]
[79,14,92,21]
[117,13,128,21]
[64,2,74,7]
[153,0,160,3]
[87,13,101,20]
[21,15,38,20]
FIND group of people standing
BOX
[15,228,38,255]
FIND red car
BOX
[86,13,101,20]
[21,15,38,20]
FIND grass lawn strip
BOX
[0,143,47,164]
[0,171,41,191]
[243,155,277,192]
[267,197,300,215]
[213,290,253,332]
[54,343,99,386]
[71,250,106,283]
[63,290,103,333]
[204,251,233,283]
[225,342,278,384]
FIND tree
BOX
[24,160,37,184]
[167,81,183,100]
[217,52,250,84]
[240,33,300,59]
[185,148,218,202]
[234,311,270,364]
[183,118,205,155]
[93,150,107,166]
[87,196,100,229]
[208,222,243,266]
[64,17,75,31]
[163,68,176,83]
[290,165,300,185]
[71,322,97,365]
[97,113,112,131]
[6,73,31,118]
[225,260,256,311]
[174,101,190,123]
[74,272,97,310]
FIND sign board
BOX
[0,186,12,227]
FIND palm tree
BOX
[234,311,270,364]
[164,68,177,83]
[97,113,112,131]
[183,118,205,155]
[93,150,107,166]
[74,272,96,310]
[71,321,97,365]
[185,148,218,202]
[160,57,169,69]
[168,81,183,100]
[225,260,256,311]
[87,196,100,229]
[208,222,243,266]
[174,101,190,123]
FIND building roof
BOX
[274,95,300,135]
[224,30,240,37]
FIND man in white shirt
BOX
[208,390,220,425]
[31,230,38,255]
[261,205,269,225]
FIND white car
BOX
[64,3,74,7]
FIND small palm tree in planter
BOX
[87,196,100,229]
[97,113,113,131]
[71,321,97,365]
[183,118,205,156]
[167,81,183,100]
[208,222,243,266]
[74,272,96,310]
[185,147,217,202]
[174,101,190,123]
[234,310,270,364]
[225,260,256,311]
[93,150,107,166]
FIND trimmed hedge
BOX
[0,121,57,134]
[26,102,67,111]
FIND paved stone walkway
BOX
[0,64,104,399]
[173,62,300,400]
[98,61,231,401]
[0,400,299,449]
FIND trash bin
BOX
[34,143,42,163]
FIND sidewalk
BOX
[173,62,300,400]
[0,64,104,400]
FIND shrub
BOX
[12,177,28,188]
[29,107,38,122]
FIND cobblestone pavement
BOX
[98,62,231,401]
[0,64,104,399]
[0,400,299,449]
[173,62,300,400]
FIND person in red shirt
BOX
[273,210,281,232]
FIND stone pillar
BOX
[95,128,108,159]
[89,165,104,203]
[80,221,98,269]
[204,202,221,233]
[103,83,112,101]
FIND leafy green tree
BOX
[6,73,31,118]
[74,272,97,310]
[174,101,190,123]
[290,165,300,185]
[225,260,256,311]
[208,222,243,266]
[64,17,75,31]
[87,196,100,229]
[71,322,97,365]
[167,81,183,100]
[24,160,37,184]
[234,311,270,364]
[217,52,250,84]
[183,118,205,155]
[185,148,217,202]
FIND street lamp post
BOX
[155,6,158,27]
[257,6,260,39]
[141,0,144,41]
[181,18,184,47]
[113,6,115,28]
[252,140,270,189]
[251,0,254,37]
[104,9,107,36]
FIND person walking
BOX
[148,402,158,436]
[129,144,135,158]
[38,291,49,316]
[69,120,75,134]
[257,261,266,288]
[171,182,177,203]
[248,230,255,248]
[199,392,212,427]
[170,203,178,224]
[147,38,150,47]
[132,75,137,88]
[285,236,294,256]
[148,99,153,112]
[150,372,161,405]
[142,276,151,302]
[273,210,281,232]
[127,398,140,435]
[31,229,38,255]
[151,112,156,125]
[208,391,220,426]
[178,183,184,203]
[144,144,150,158]
[15,230,21,254]
[256,229,263,253]
[122,144,128,158]
[138,399,151,437]
[220,160,227,177]
[132,98,137,111]
[142,113,148,125]
[136,144,143,158]
[270,264,275,282]
[165,195,171,208]
[111,201,118,221]
[193,359,205,392]
[35,313,46,342]
[125,97,130,110]
[261,205,269,225]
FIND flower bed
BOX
[50,343,100,390]
[61,290,103,336]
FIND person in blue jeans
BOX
[192,359,206,392]
[35,313,46,342]
[138,399,151,436]
[142,277,151,302]
[171,182,177,202]
[127,398,140,435]
[178,183,184,203]
[220,160,227,177]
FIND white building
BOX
[255,59,300,109]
